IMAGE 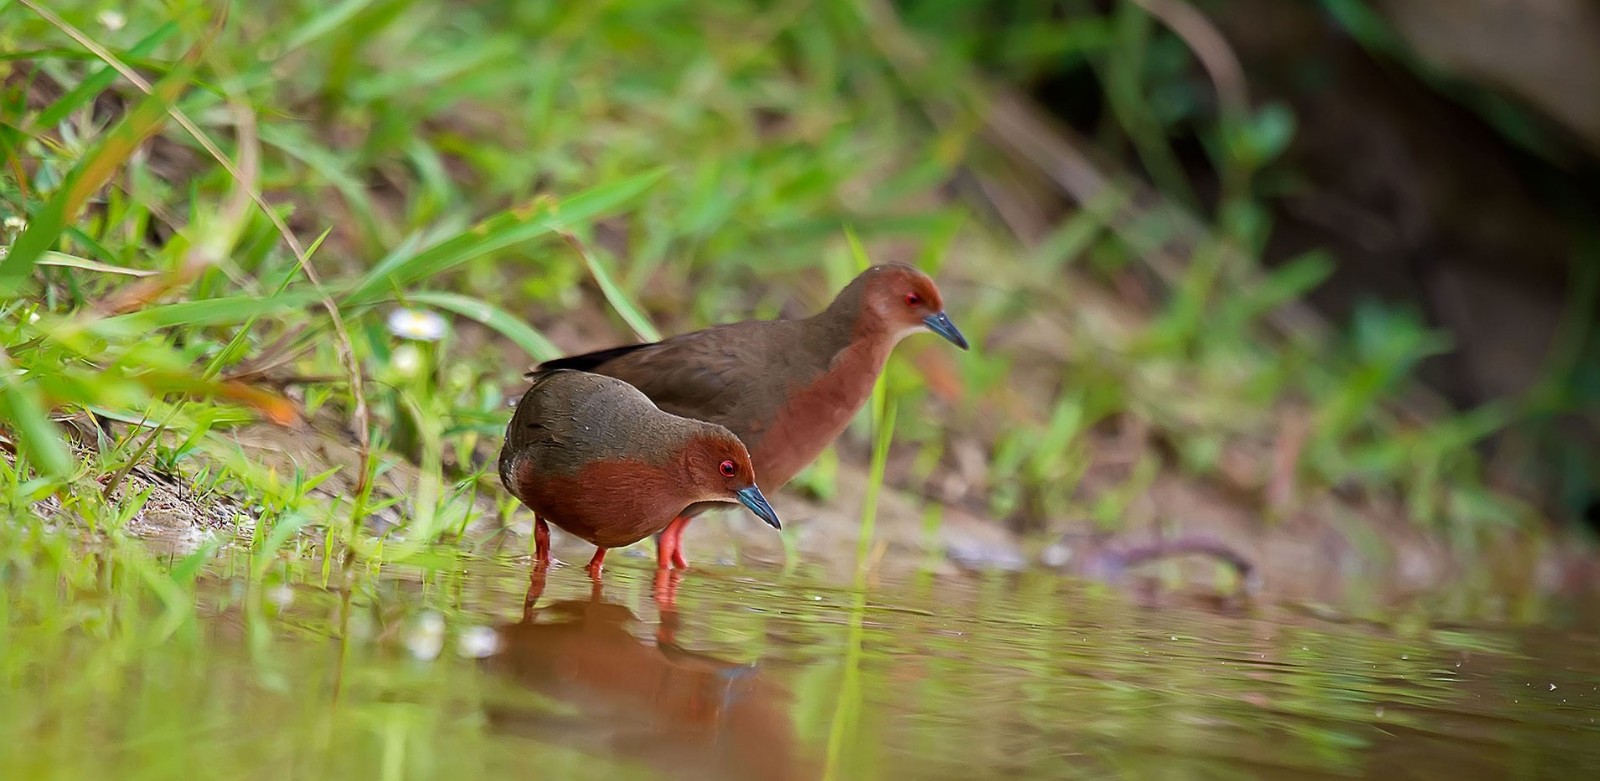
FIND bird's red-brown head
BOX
[677,432,781,529]
[844,263,968,349]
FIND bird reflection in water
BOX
[482,568,819,781]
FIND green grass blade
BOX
[844,225,873,272]
[38,251,157,277]
[97,289,327,331]
[404,291,562,362]
[545,166,668,231]
[168,536,224,585]
[343,207,556,307]
[343,168,667,308]
[0,64,190,294]
[282,0,374,53]
[257,124,385,244]
[31,22,178,130]
[0,349,73,479]
[824,378,896,781]
[570,236,661,342]
[252,512,316,579]
[857,392,898,578]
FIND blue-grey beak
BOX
[735,486,781,530]
[922,311,969,350]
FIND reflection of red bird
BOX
[534,263,968,570]
[482,571,819,781]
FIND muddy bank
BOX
[34,414,1596,613]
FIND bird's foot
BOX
[533,516,554,569]
[584,548,608,578]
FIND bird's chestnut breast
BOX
[514,457,691,548]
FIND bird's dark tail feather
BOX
[528,342,656,377]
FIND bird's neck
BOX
[803,296,899,368]
[749,311,897,487]
[797,299,911,405]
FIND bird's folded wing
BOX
[536,321,792,429]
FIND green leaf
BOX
[1246,250,1334,313]
[844,225,872,272]
[31,23,179,131]
[343,168,667,308]
[37,251,157,277]
[258,124,384,244]
[1235,102,1297,166]
[0,350,74,479]
[574,240,661,342]
[252,512,317,578]
[0,63,191,294]
[404,291,563,362]
[98,289,327,331]
[169,536,224,584]
[546,167,669,231]
[1253,103,1297,160]
[282,0,374,53]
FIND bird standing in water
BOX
[498,369,782,576]
[535,262,968,570]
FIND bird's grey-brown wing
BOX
[536,320,815,446]
[500,369,576,488]
[503,368,727,486]
[500,370,650,485]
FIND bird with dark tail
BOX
[498,369,782,576]
[534,262,968,570]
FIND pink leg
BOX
[585,547,608,578]
[670,524,690,570]
[533,516,552,568]
[656,515,692,570]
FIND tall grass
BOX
[0,0,1559,610]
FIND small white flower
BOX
[391,343,422,376]
[267,583,295,608]
[27,311,41,324]
[405,612,446,661]
[387,307,448,342]
[456,626,502,658]
[3,216,25,232]
[97,10,125,31]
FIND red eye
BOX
[718,459,737,477]
[904,292,922,307]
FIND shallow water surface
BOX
[3,554,1598,780]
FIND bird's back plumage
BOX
[532,319,836,456]
[499,369,706,491]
